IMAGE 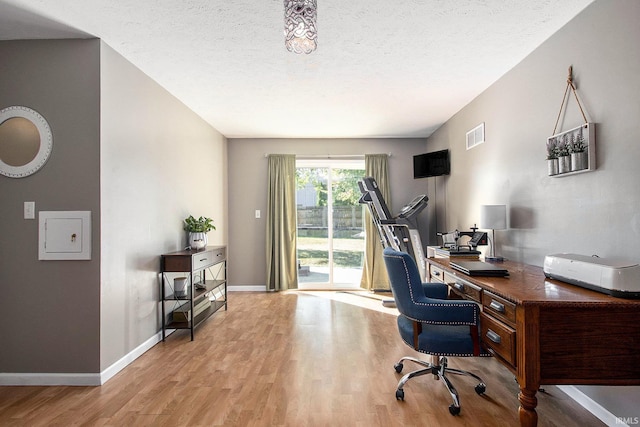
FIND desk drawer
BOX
[482,291,516,327]
[449,276,482,303]
[481,312,516,367]
[429,265,446,283]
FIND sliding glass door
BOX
[296,159,365,289]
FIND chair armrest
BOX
[422,282,448,300]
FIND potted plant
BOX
[556,136,571,174]
[569,134,587,171]
[546,139,559,176]
[184,215,216,250]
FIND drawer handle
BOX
[199,258,208,262]
[486,329,502,344]
[433,271,441,277]
[454,282,464,291]
[489,300,505,313]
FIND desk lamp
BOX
[480,205,506,262]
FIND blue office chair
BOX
[382,247,489,415]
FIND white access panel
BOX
[39,211,91,260]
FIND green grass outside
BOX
[297,236,364,267]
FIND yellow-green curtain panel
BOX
[360,154,390,291]
[266,154,298,291]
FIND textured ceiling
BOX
[0,0,594,139]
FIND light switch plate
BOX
[24,201,35,219]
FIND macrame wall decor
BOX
[545,66,596,177]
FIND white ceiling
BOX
[0,0,594,139]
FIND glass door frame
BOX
[296,157,365,290]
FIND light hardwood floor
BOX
[0,291,605,426]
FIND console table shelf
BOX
[165,300,227,330]
[161,246,227,341]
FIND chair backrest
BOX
[382,247,427,318]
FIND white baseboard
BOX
[0,372,101,386]
[0,330,169,386]
[99,330,167,384]
[557,385,626,427]
[0,290,263,386]
[228,285,265,292]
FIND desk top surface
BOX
[428,257,640,307]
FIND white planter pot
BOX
[547,158,559,176]
[188,232,207,250]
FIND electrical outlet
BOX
[255,210,261,219]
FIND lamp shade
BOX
[480,205,507,230]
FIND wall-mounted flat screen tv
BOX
[413,149,450,178]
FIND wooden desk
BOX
[427,257,640,427]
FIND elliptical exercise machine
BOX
[358,177,428,281]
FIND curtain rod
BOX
[264,154,366,159]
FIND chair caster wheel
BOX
[449,404,460,416]
[475,383,486,395]
[395,389,405,400]
[394,363,403,373]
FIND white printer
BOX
[543,253,640,298]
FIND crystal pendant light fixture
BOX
[284,0,317,54]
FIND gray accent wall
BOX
[424,0,640,418]
[227,138,429,287]
[0,39,101,373]
[0,39,227,378]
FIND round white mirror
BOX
[0,106,53,178]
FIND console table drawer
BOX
[209,246,226,263]
[163,246,226,272]
[482,291,516,327]
[191,247,223,270]
[191,250,214,270]
[481,312,516,367]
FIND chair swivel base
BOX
[393,355,486,416]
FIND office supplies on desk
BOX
[450,260,509,277]
[438,227,488,252]
[434,246,480,259]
